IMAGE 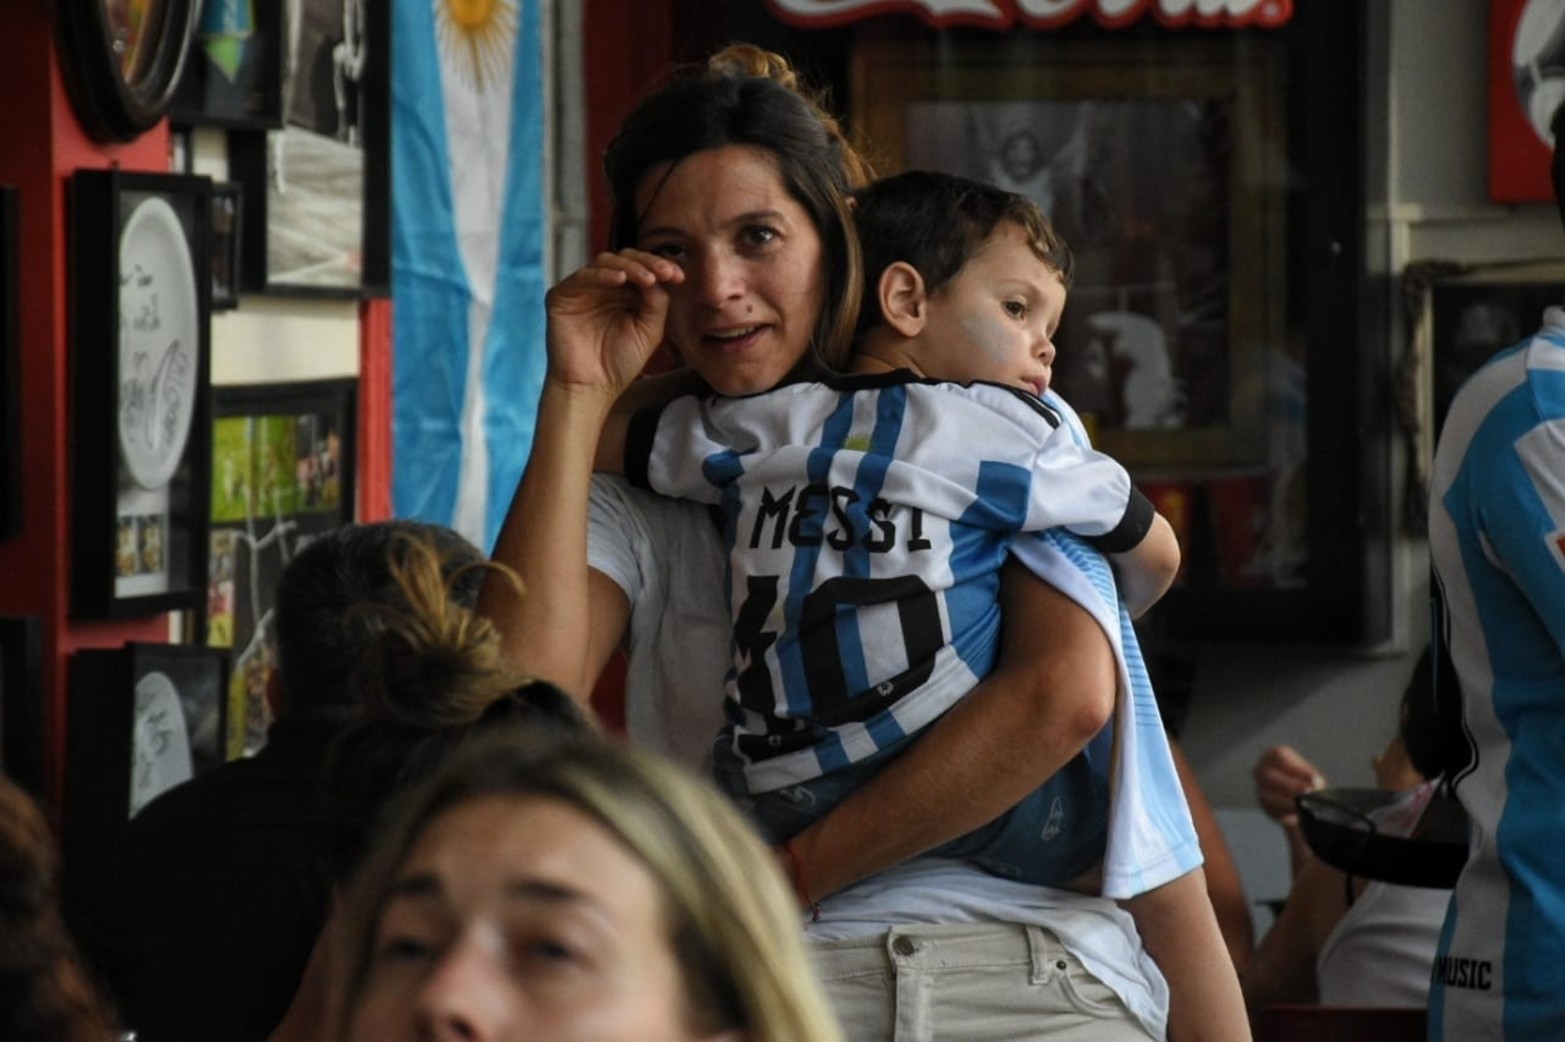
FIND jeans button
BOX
[892,934,917,956]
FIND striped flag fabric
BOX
[392,0,548,551]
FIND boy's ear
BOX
[878,261,929,337]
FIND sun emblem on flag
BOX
[435,0,518,91]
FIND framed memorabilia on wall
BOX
[69,169,213,619]
[55,0,204,142]
[854,39,1286,474]
[63,643,228,892]
[1489,0,1564,202]
[1398,260,1565,534]
[211,181,244,310]
[839,8,1373,641]
[206,379,356,757]
[1,186,18,542]
[0,616,44,797]
[168,0,287,129]
[226,0,389,296]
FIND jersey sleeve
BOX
[1025,431,1154,554]
[623,396,729,505]
[1479,416,1565,654]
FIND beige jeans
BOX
[811,922,1159,1041]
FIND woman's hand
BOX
[544,250,685,399]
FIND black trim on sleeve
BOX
[623,404,664,492]
[1085,487,1155,555]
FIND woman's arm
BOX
[785,558,1116,900]
[479,251,682,698]
[1170,737,1256,976]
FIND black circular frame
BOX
[56,0,202,143]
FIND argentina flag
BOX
[392,0,547,550]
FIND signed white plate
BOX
[119,196,199,491]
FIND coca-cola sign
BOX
[766,0,1293,31]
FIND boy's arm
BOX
[783,559,1115,900]
[1124,869,1253,1042]
[1109,509,1180,618]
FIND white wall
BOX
[1184,0,1562,809]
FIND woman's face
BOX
[634,145,826,396]
[348,794,732,1042]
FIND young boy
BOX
[611,170,1247,1039]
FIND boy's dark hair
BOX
[850,170,1074,345]
[272,521,485,723]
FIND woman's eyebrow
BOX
[639,209,788,240]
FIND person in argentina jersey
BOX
[615,171,1247,1041]
[1426,105,1565,1042]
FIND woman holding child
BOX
[482,44,1237,1039]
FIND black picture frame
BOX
[206,378,356,756]
[63,642,229,892]
[225,0,389,297]
[1,186,19,542]
[167,0,286,130]
[55,0,204,143]
[0,616,44,798]
[69,169,213,619]
[211,181,244,311]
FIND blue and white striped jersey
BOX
[1428,308,1565,1041]
[625,370,1152,794]
[1014,391,1202,898]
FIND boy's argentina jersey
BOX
[1427,312,1565,1041]
[625,370,1151,793]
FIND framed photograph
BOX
[206,379,356,757]
[211,181,243,310]
[54,0,203,142]
[64,643,229,881]
[852,39,1287,472]
[1489,0,1563,202]
[226,0,389,296]
[1,186,18,542]
[168,0,286,129]
[0,616,44,797]
[69,169,213,619]
[1396,260,1565,534]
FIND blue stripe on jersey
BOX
[831,388,905,721]
[784,392,858,766]
[947,464,1024,675]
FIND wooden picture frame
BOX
[1398,259,1565,534]
[64,643,229,888]
[55,0,203,142]
[0,186,18,542]
[69,169,213,619]
[206,379,356,757]
[852,38,1287,472]
[168,0,287,130]
[211,181,244,310]
[225,0,389,297]
[0,616,44,797]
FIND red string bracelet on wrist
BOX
[783,838,821,922]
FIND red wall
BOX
[0,2,174,811]
[0,1,392,809]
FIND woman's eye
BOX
[520,937,579,967]
[377,935,437,964]
[740,225,779,249]
[647,242,685,261]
